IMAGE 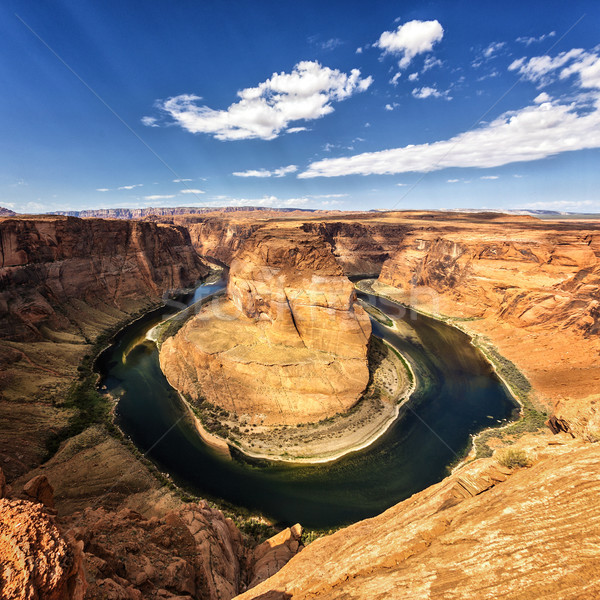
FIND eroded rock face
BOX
[0,215,209,341]
[376,221,600,437]
[235,442,600,600]
[160,229,371,425]
[0,498,86,600]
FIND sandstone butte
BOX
[159,228,372,425]
[1,209,600,600]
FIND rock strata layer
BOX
[235,441,600,600]
[160,229,371,425]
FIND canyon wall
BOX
[0,215,209,341]
[0,215,209,480]
[160,228,372,425]
[376,216,600,437]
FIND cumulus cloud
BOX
[510,49,600,91]
[412,86,451,100]
[375,20,444,69]
[144,194,176,200]
[180,189,205,194]
[146,61,372,141]
[232,165,298,178]
[390,72,402,85]
[203,195,309,208]
[299,94,600,177]
[141,116,159,127]
[508,48,585,86]
[534,92,551,103]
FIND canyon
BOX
[1,208,600,599]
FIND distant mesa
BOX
[0,206,16,217]
[49,206,316,220]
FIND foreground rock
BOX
[0,468,87,600]
[235,440,600,600]
[160,228,371,425]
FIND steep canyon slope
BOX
[0,215,208,479]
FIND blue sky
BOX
[1,0,600,213]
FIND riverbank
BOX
[355,279,548,468]
[186,336,416,464]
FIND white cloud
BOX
[517,199,595,211]
[385,103,394,111]
[141,116,159,127]
[204,195,309,208]
[412,86,451,100]
[286,126,308,133]
[96,188,110,192]
[483,41,506,59]
[147,61,372,141]
[396,182,408,186]
[375,20,444,69]
[422,56,443,72]
[408,72,419,81]
[447,179,460,183]
[144,194,176,200]
[390,72,402,86]
[299,94,600,177]
[309,193,348,198]
[356,47,363,54]
[232,164,298,178]
[534,92,551,103]
[480,175,499,180]
[173,178,192,182]
[508,49,585,86]
[516,31,556,46]
[118,184,143,190]
[180,189,205,194]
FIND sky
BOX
[1,0,600,214]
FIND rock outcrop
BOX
[235,440,600,600]
[160,228,371,425]
[0,468,87,600]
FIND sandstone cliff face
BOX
[0,215,209,341]
[377,219,600,437]
[236,439,600,600]
[160,229,371,425]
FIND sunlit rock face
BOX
[159,229,371,425]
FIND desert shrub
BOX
[498,448,530,469]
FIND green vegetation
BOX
[498,448,531,469]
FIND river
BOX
[95,278,518,529]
